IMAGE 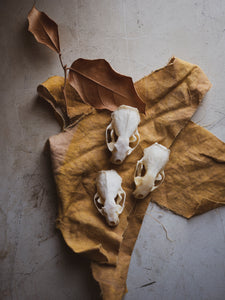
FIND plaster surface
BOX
[0,0,225,299]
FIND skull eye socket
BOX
[114,189,126,214]
[129,131,140,149]
[114,194,121,205]
[94,194,104,212]
[129,137,137,148]
[140,164,146,177]
[106,127,118,143]
[154,171,164,186]
[155,176,162,185]
[135,161,146,177]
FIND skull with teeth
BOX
[106,105,140,164]
[133,143,170,199]
[94,170,126,226]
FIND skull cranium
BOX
[94,170,126,226]
[133,143,170,199]
[106,105,140,164]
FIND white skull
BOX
[106,105,140,164]
[133,143,170,199]
[94,170,126,226]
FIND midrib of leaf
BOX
[40,17,59,52]
[96,85,108,107]
[70,68,134,101]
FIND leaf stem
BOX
[59,52,68,121]
[59,53,67,89]
[63,65,67,90]
[59,53,65,70]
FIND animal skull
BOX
[133,143,170,199]
[94,170,126,226]
[106,105,140,164]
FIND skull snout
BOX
[111,137,129,164]
[133,175,155,199]
[103,206,120,226]
[133,184,151,199]
[107,218,119,227]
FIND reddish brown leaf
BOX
[68,59,146,113]
[28,6,60,53]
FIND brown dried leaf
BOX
[68,58,146,113]
[28,6,60,53]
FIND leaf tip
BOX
[27,5,60,53]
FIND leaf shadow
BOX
[33,95,60,127]
[21,20,56,67]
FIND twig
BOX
[59,53,67,90]
[139,281,156,288]
[58,52,69,123]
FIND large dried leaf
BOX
[152,121,225,218]
[45,56,211,269]
[68,58,146,113]
[28,6,60,53]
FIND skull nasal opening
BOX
[115,159,122,164]
[108,220,117,226]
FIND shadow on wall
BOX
[33,95,60,128]
[59,239,102,300]
[21,20,56,69]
